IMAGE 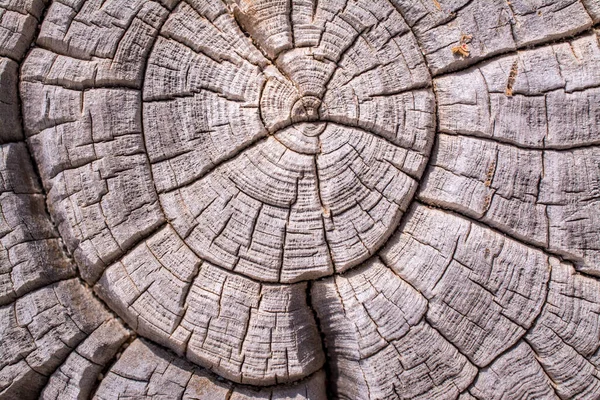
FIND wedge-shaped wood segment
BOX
[419,94,600,275]
[36,0,172,85]
[178,263,324,385]
[143,2,268,192]
[95,225,200,351]
[381,204,550,367]
[226,0,292,60]
[435,32,600,148]
[39,320,130,400]
[419,134,547,244]
[312,259,477,399]
[320,90,435,154]
[0,0,47,61]
[94,339,327,400]
[96,227,324,386]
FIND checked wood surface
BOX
[1,0,600,398]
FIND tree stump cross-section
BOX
[1,0,600,398]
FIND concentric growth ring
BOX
[142,0,435,283]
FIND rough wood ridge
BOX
[1,0,600,398]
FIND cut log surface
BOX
[1,0,599,398]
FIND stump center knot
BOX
[291,96,322,124]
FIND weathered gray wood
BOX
[160,124,421,282]
[39,319,131,400]
[381,204,550,367]
[0,98,129,399]
[312,258,477,399]
[19,83,165,283]
[470,341,558,400]
[95,225,325,385]
[426,31,600,276]
[390,0,594,75]
[525,258,600,399]
[2,0,600,398]
[435,31,600,147]
[93,338,328,399]
[0,142,75,306]
[0,0,46,61]
[0,58,21,141]
[421,134,600,276]
[0,279,127,399]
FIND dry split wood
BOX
[1,0,600,398]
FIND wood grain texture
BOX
[427,32,600,272]
[95,227,325,385]
[94,338,328,400]
[1,0,600,398]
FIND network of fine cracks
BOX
[1,0,600,399]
